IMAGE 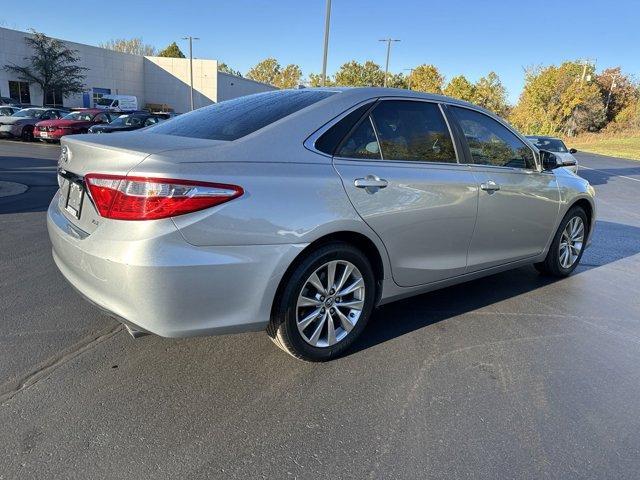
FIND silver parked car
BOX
[48,89,596,361]
[526,136,579,173]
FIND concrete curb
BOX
[0,181,28,198]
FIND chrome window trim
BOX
[445,103,541,172]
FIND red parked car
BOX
[34,109,113,142]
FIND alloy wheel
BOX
[558,216,584,269]
[296,260,365,348]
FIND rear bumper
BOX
[47,192,305,337]
[35,129,65,140]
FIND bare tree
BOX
[99,37,156,56]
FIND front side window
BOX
[370,100,457,163]
[451,106,535,169]
[336,116,381,159]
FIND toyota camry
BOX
[48,88,596,361]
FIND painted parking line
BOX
[580,165,640,183]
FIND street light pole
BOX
[379,38,400,87]
[182,36,200,110]
[321,0,331,86]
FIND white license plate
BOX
[40,131,49,138]
[65,181,84,219]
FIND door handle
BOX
[480,180,500,193]
[354,175,388,189]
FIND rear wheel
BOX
[268,242,376,361]
[534,206,588,277]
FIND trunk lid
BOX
[57,132,227,234]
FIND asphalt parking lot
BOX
[1,139,639,479]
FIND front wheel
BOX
[21,127,34,142]
[535,206,588,277]
[268,242,376,361]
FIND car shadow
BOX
[579,167,640,186]
[347,219,640,356]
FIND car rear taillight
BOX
[84,174,243,220]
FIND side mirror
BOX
[569,148,577,154]
[540,150,560,170]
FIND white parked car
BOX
[526,136,579,173]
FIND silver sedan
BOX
[48,88,596,361]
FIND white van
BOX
[95,95,138,112]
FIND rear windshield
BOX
[145,90,336,141]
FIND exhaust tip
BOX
[124,324,149,339]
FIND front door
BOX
[333,99,479,287]
[448,106,561,271]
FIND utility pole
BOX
[605,73,619,113]
[182,36,200,110]
[578,58,596,84]
[321,0,331,86]
[379,38,400,87]
[404,68,414,90]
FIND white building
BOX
[0,27,276,113]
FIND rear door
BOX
[331,99,479,287]
[447,105,561,271]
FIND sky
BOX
[2,0,639,103]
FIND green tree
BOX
[4,30,87,107]
[334,60,384,87]
[387,72,408,89]
[246,58,302,88]
[217,62,242,77]
[407,64,444,94]
[444,75,476,102]
[276,64,303,89]
[510,61,605,136]
[99,37,156,56]
[473,72,508,116]
[308,73,334,87]
[157,42,185,58]
[247,58,280,84]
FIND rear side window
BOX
[336,117,381,160]
[451,106,535,169]
[315,102,374,155]
[370,101,456,163]
[147,90,336,141]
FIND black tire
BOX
[21,126,34,142]
[534,206,588,277]
[268,242,376,361]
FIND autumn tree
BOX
[157,42,185,58]
[218,62,242,77]
[334,61,385,87]
[246,58,302,88]
[596,67,638,121]
[444,75,475,102]
[408,64,444,94]
[99,37,156,56]
[4,30,87,106]
[473,72,508,116]
[510,61,606,136]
